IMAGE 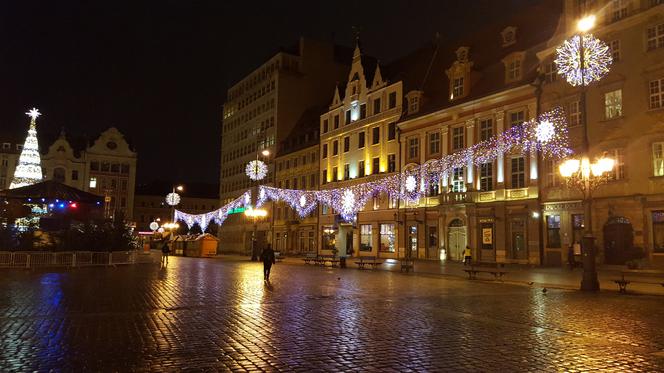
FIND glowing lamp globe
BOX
[149,221,159,231]
[559,159,580,177]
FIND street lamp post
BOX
[559,156,614,291]
[166,185,184,224]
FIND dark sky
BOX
[0,0,537,184]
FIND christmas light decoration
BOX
[175,191,251,231]
[165,192,181,206]
[179,108,570,226]
[245,160,268,181]
[555,34,612,87]
[10,108,44,189]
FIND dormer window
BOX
[406,91,423,114]
[502,52,525,83]
[453,77,464,98]
[501,26,517,47]
[455,47,470,63]
[446,46,472,101]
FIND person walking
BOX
[161,239,171,265]
[463,246,472,266]
[260,243,276,281]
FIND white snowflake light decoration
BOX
[555,34,611,87]
[165,192,181,206]
[341,189,355,216]
[536,120,555,144]
[405,175,417,193]
[299,195,307,207]
[246,160,268,181]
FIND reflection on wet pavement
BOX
[1,255,663,371]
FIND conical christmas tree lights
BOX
[9,108,44,189]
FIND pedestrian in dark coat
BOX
[260,243,276,281]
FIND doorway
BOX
[447,219,466,261]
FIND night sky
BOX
[0,0,538,185]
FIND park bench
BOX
[316,255,340,267]
[354,256,383,269]
[613,269,664,293]
[400,259,414,272]
[302,253,318,265]
[463,265,509,281]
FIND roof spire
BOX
[351,26,362,61]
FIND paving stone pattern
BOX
[1,256,664,371]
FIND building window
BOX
[322,169,328,184]
[545,159,559,187]
[452,77,464,98]
[379,224,396,252]
[452,167,465,192]
[607,148,625,180]
[372,157,380,174]
[2,143,9,150]
[358,160,365,177]
[609,39,621,62]
[343,136,350,153]
[653,143,664,176]
[429,132,440,155]
[428,176,440,196]
[546,215,562,248]
[360,225,372,251]
[479,163,493,191]
[408,137,419,160]
[653,211,664,253]
[334,115,339,129]
[373,98,381,114]
[544,62,557,83]
[358,132,365,148]
[647,23,664,51]
[409,96,419,113]
[90,161,99,171]
[345,110,351,125]
[344,164,350,180]
[511,157,525,188]
[388,154,396,173]
[479,119,493,142]
[372,127,380,145]
[605,89,622,119]
[71,170,79,181]
[510,111,525,128]
[452,127,464,151]
[388,92,397,109]
[610,0,628,22]
[569,100,581,126]
[332,140,338,156]
[388,123,396,141]
[649,78,664,109]
[53,168,66,183]
[360,104,367,119]
[507,59,521,81]
[89,177,97,188]
[323,119,328,133]
[332,167,338,182]
[322,144,328,159]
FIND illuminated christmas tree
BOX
[9,108,43,189]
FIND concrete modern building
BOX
[41,128,137,220]
[219,37,351,253]
[537,0,664,266]
[272,107,321,254]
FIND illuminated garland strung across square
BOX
[176,108,571,227]
[175,191,251,231]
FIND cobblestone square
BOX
[1,257,664,371]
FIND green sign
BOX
[228,207,245,215]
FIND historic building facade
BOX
[537,0,664,266]
[272,108,321,254]
[0,138,21,190]
[317,43,403,259]
[219,37,351,253]
[40,128,137,220]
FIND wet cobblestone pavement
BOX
[1,256,664,372]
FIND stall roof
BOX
[0,180,104,204]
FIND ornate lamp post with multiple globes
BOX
[555,15,614,291]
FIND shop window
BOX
[360,225,372,251]
[546,215,561,248]
[379,224,396,252]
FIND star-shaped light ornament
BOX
[405,175,417,193]
[246,160,268,181]
[340,189,356,219]
[26,108,41,122]
[536,120,555,144]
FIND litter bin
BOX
[340,256,347,268]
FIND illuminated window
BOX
[452,77,464,98]
[546,215,561,248]
[604,89,622,119]
[510,157,525,188]
[379,224,395,252]
[606,148,625,180]
[479,119,493,141]
[89,177,97,188]
[452,167,465,192]
[649,78,664,109]
[654,143,664,176]
[480,163,493,191]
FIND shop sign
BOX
[482,228,493,244]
